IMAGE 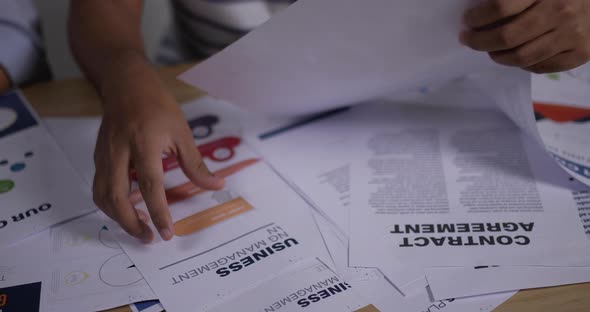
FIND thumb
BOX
[176,136,225,190]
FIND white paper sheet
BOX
[44,212,156,311]
[244,105,425,289]
[312,201,517,312]
[401,279,516,312]
[0,212,157,312]
[109,151,332,312]
[425,265,590,300]
[423,175,590,299]
[312,210,408,309]
[209,258,379,312]
[72,98,330,312]
[243,98,542,291]
[243,93,590,297]
[349,104,590,270]
[179,0,505,116]
[0,91,95,247]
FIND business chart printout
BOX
[0,92,94,247]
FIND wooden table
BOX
[21,64,590,312]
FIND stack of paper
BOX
[41,96,521,311]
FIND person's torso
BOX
[168,0,294,59]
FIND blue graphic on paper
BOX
[131,300,163,312]
[550,153,590,179]
[0,281,42,312]
[0,92,38,139]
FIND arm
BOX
[69,0,224,243]
[0,67,9,93]
[460,0,590,73]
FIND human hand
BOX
[93,61,224,243]
[460,0,590,73]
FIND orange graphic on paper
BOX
[355,304,381,312]
[173,197,253,236]
[165,158,259,205]
[130,158,260,205]
[534,102,590,123]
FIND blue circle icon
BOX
[10,162,26,172]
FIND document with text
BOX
[349,104,590,270]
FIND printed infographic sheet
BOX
[0,92,94,247]
[0,265,47,312]
[0,212,156,312]
[109,145,332,312]
[209,258,379,312]
[532,69,590,186]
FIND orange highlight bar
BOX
[165,158,260,205]
[355,305,380,312]
[534,102,590,122]
[173,197,253,236]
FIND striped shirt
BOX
[157,0,295,64]
[0,0,51,87]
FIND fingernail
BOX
[137,211,150,224]
[139,224,154,244]
[139,214,149,224]
[159,228,174,241]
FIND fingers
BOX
[463,0,537,29]
[489,30,564,68]
[461,0,554,52]
[176,134,225,191]
[526,50,590,74]
[93,148,153,243]
[132,141,175,241]
[129,189,143,206]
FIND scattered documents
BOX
[42,98,524,312]
[4,0,590,305]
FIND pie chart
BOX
[99,253,143,287]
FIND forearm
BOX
[68,0,150,99]
[0,67,10,93]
